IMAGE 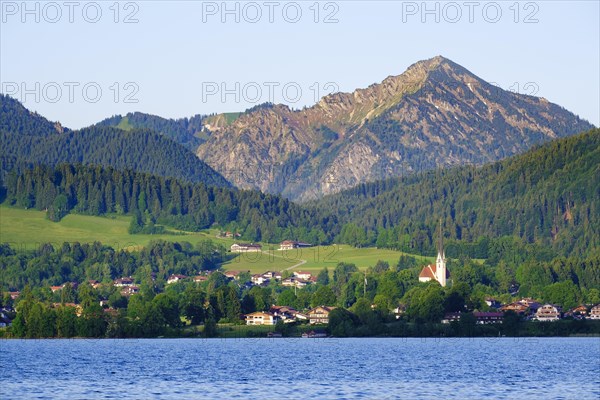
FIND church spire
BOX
[436,219,447,287]
[437,218,443,256]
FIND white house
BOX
[231,243,262,253]
[167,274,187,284]
[244,311,280,325]
[293,271,312,281]
[535,304,561,322]
[589,304,600,320]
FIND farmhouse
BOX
[231,243,262,253]
[279,240,312,250]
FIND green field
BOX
[0,205,433,272]
[219,244,433,273]
[0,206,220,251]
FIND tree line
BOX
[318,128,600,257]
[0,163,333,244]
[1,239,599,338]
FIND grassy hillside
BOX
[0,205,428,273]
[0,205,214,251]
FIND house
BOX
[473,312,504,324]
[88,280,102,289]
[114,277,134,287]
[485,298,502,309]
[251,274,269,286]
[244,311,280,325]
[518,298,541,313]
[393,305,407,320]
[262,271,282,280]
[9,292,20,300]
[167,274,187,284]
[535,304,561,322]
[282,277,308,288]
[230,243,262,253]
[589,304,600,320]
[120,286,140,297]
[308,306,336,324]
[500,302,529,315]
[279,240,298,250]
[225,270,243,279]
[50,285,63,293]
[293,271,312,281]
[418,222,448,287]
[564,305,588,319]
[0,311,12,328]
[279,241,312,250]
[193,275,208,283]
[441,312,463,324]
[270,306,307,323]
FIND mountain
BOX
[0,93,67,136]
[314,128,600,256]
[95,111,208,151]
[196,56,594,201]
[0,96,230,188]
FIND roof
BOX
[419,264,450,279]
[309,306,336,314]
[245,312,275,318]
[473,312,504,317]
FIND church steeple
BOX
[435,219,447,287]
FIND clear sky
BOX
[1,0,598,128]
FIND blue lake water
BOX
[1,337,599,399]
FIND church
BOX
[418,222,449,287]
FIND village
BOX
[2,239,600,334]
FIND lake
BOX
[1,337,599,399]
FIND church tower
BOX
[435,219,447,287]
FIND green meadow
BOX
[0,205,432,272]
[0,205,216,251]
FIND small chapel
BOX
[418,221,449,287]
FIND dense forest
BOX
[0,163,333,243]
[0,93,66,137]
[0,95,229,187]
[95,112,207,150]
[317,128,600,257]
[1,129,599,255]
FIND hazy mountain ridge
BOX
[196,56,594,201]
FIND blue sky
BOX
[1,1,598,128]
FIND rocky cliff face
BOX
[196,56,594,201]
